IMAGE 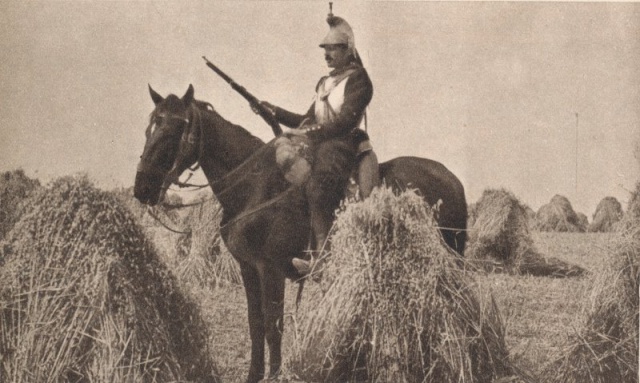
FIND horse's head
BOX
[134,84,200,205]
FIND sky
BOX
[1,1,638,216]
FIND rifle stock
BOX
[202,56,282,136]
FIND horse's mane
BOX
[146,96,264,156]
[192,98,265,150]
[193,99,214,112]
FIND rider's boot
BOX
[292,207,331,278]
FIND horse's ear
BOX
[149,84,164,105]
[182,84,195,105]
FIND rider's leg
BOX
[293,138,354,274]
[308,203,334,253]
[357,149,380,199]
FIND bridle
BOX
[145,102,285,236]
[172,106,221,190]
[142,108,211,234]
[154,113,190,124]
[142,105,206,189]
[137,112,190,177]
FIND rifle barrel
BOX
[202,56,282,136]
[202,56,234,84]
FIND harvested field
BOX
[0,175,220,383]
[544,186,639,383]
[470,232,622,381]
[0,175,636,383]
[467,189,585,277]
[191,219,622,383]
[289,187,525,383]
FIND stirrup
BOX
[292,257,313,275]
[292,252,325,281]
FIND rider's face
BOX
[323,45,350,69]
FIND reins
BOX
[150,102,282,235]
[146,206,191,235]
[209,138,277,196]
[218,186,297,232]
[170,102,253,193]
[161,198,214,210]
[170,168,214,190]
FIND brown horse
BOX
[134,84,467,383]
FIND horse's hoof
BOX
[246,372,263,383]
[258,375,281,382]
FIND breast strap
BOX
[318,68,357,101]
[316,68,358,124]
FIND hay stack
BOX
[112,186,153,224]
[176,195,242,288]
[467,189,585,277]
[289,187,526,383]
[113,187,240,288]
[616,183,640,232]
[0,169,40,240]
[588,196,623,233]
[546,186,639,383]
[524,205,537,229]
[535,195,584,232]
[0,175,220,382]
[467,202,478,228]
[576,212,589,232]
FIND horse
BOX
[134,84,467,383]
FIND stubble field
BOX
[1,174,632,382]
[153,228,617,382]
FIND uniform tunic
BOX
[274,62,372,144]
[273,62,373,223]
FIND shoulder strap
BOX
[332,68,357,86]
[319,68,358,100]
[315,76,329,92]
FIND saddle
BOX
[274,135,312,186]
[273,134,373,200]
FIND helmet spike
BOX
[329,2,333,17]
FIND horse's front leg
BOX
[239,263,265,383]
[258,262,286,379]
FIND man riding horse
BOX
[135,8,467,383]
[260,13,380,275]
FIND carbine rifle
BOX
[202,56,282,136]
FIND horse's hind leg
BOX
[258,263,286,378]
[240,264,266,383]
